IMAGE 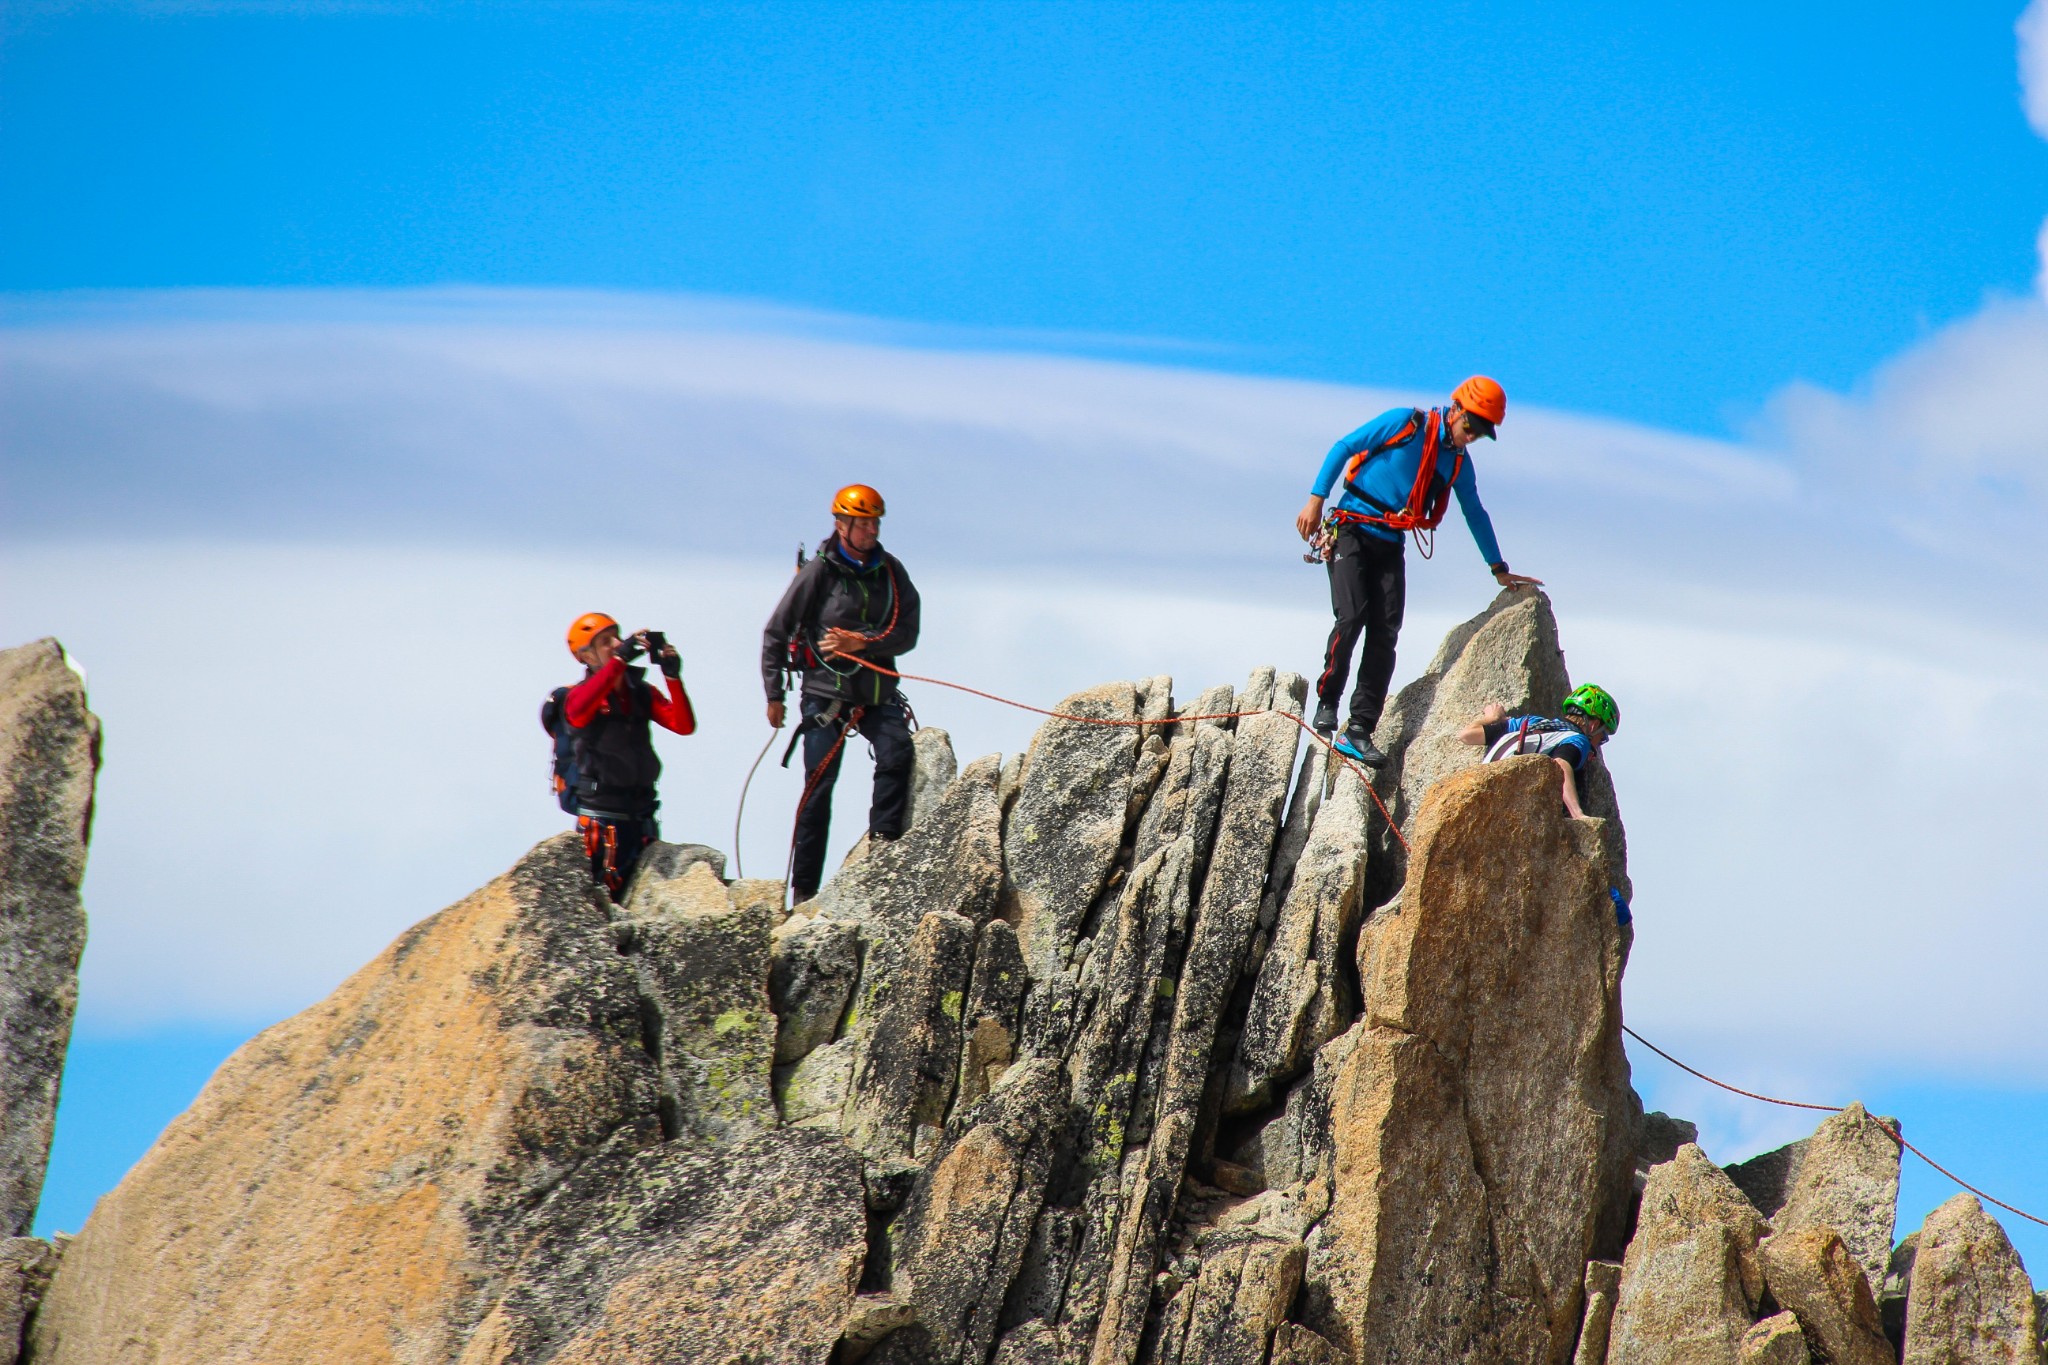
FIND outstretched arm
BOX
[652,676,697,736]
[1451,460,1543,589]
[1457,702,1508,746]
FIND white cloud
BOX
[5,291,2047,1095]
[2019,0,2048,300]
[2021,0,2048,140]
[1761,297,2048,565]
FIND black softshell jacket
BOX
[760,541,922,707]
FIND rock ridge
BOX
[15,600,2042,1365]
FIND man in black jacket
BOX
[760,484,922,902]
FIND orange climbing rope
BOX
[1623,1025,2048,1230]
[822,649,2043,1234]
[828,652,1411,852]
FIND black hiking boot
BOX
[1311,700,1339,734]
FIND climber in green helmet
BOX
[1455,683,1619,821]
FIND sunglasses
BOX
[1466,416,1497,440]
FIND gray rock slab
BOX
[891,1059,1066,1365]
[1227,764,1368,1115]
[1088,685,1301,1365]
[1740,1312,1815,1365]
[1638,1111,1700,1177]
[771,913,862,1064]
[1759,1227,1894,1365]
[1902,1194,2041,1365]
[0,640,98,1237]
[1576,1259,1623,1365]
[845,911,978,1160]
[1147,1233,1304,1365]
[909,727,959,832]
[1005,683,1145,981]
[621,840,726,904]
[1608,1144,1769,1365]
[813,754,1006,940]
[469,1126,868,1364]
[1726,1102,1902,1293]
[625,865,778,1143]
[0,1237,58,1365]
[951,919,1028,1121]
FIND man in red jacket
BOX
[562,612,696,900]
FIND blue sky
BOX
[5,0,2047,1277]
[4,1,2046,432]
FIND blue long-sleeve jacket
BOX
[1310,406,1504,567]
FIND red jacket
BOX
[565,657,697,735]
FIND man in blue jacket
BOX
[1294,375,1542,766]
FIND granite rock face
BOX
[1728,1102,1903,1293]
[1608,1144,1769,1365]
[1758,1227,1895,1365]
[32,835,662,1363]
[1902,1195,2040,1365]
[1304,756,1637,1365]
[1,1238,58,1365]
[21,602,2042,1365]
[1576,1260,1623,1365]
[0,640,98,1238]
[1740,1312,1814,1365]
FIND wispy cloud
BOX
[4,288,2045,1093]
[2018,0,2048,295]
[2021,0,2048,139]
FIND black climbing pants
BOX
[792,696,914,900]
[1315,528,1406,730]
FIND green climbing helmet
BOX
[1563,684,1620,734]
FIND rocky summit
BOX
[9,596,2043,1365]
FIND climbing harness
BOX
[1623,1025,2046,1230]
[1305,408,1467,563]
[736,540,909,885]
[578,814,628,898]
[1482,716,1589,766]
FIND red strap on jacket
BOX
[565,658,697,736]
[1332,409,1466,534]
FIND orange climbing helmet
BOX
[1451,375,1507,429]
[832,483,886,518]
[565,612,618,656]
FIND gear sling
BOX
[1329,408,1466,557]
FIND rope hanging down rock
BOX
[1623,1024,2047,1230]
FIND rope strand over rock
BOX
[825,650,1411,852]
[1623,1024,2047,1230]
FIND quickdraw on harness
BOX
[1316,408,1466,561]
[578,814,628,897]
